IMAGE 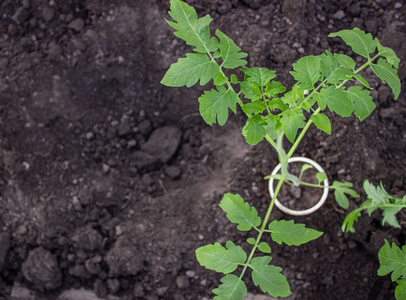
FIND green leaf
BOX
[280,108,305,143]
[377,240,406,281]
[240,81,262,100]
[167,0,218,53]
[213,274,247,300]
[299,164,313,180]
[258,242,272,254]
[241,101,265,115]
[216,30,248,69]
[371,58,401,100]
[198,86,239,126]
[345,86,375,121]
[263,115,281,140]
[247,238,256,245]
[319,51,354,84]
[161,53,219,87]
[219,193,261,231]
[334,53,356,70]
[268,98,288,111]
[332,181,360,209]
[396,277,406,300]
[268,220,323,246]
[352,73,371,89]
[341,208,362,232]
[290,56,321,90]
[317,86,354,117]
[375,38,400,69]
[249,256,291,297]
[265,81,286,97]
[316,172,327,183]
[214,73,228,86]
[311,113,331,135]
[242,115,266,145]
[328,28,376,58]
[195,241,247,274]
[230,74,239,84]
[241,67,277,87]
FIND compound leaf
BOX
[268,220,323,246]
[219,193,261,231]
[198,86,239,126]
[329,28,376,58]
[167,0,218,53]
[249,256,291,297]
[311,113,331,135]
[396,277,406,300]
[161,53,219,87]
[241,67,277,87]
[213,274,247,300]
[265,81,286,97]
[375,38,400,69]
[240,81,262,100]
[290,56,321,90]
[242,115,267,145]
[216,30,248,69]
[377,240,406,282]
[317,86,354,117]
[242,101,265,115]
[332,181,360,209]
[196,241,247,274]
[280,108,305,143]
[319,51,354,84]
[345,86,375,121]
[371,58,401,100]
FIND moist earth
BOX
[0,0,406,299]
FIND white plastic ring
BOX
[269,157,329,216]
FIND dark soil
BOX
[0,0,405,299]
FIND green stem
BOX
[239,175,286,281]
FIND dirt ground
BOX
[0,0,405,299]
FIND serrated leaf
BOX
[195,241,247,274]
[364,180,390,206]
[219,193,261,231]
[249,256,291,297]
[316,172,327,183]
[371,58,401,100]
[341,208,362,232]
[240,81,262,100]
[269,98,288,112]
[161,53,219,87]
[213,274,247,300]
[265,81,286,97]
[198,86,239,126]
[317,86,354,117]
[241,101,265,115]
[290,56,321,90]
[280,108,305,143]
[334,53,356,70]
[377,240,406,281]
[167,0,218,53]
[241,67,277,87]
[263,115,280,140]
[319,51,355,84]
[375,38,400,69]
[396,277,406,300]
[258,242,272,254]
[345,86,375,121]
[268,220,323,246]
[216,29,247,69]
[242,115,266,145]
[329,28,376,58]
[311,113,331,135]
[247,238,256,245]
[332,181,360,209]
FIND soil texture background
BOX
[0,0,406,299]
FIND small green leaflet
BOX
[213,274,247,300]
[268,220,323,246]
[265,81,286,97]
[371,58,401,100]
[396,277,406,300]
[247,238,256,245]
[263,115,281,141]
[161,53,219,87]
[240,81,262,100]
[345,86,375,121]
[249,256,291,297]
[230,74,239,84]
[216,30,248,69]
[334,53,356,70]
[167,0,218,53]
[241,67,277,87]
[375,38,400,69]
[258,242,272,254]
[377,240,406,282]
[329,28,376,58]
[198,86,239,126]
[280,108,305,143]
[242,101,265,115]
[316,86,354,117]
[195,241,246,274]
[219,193,261,231]
[299,163,313,180]
[242,115,266,145]
[316,172,327,183]
[311,113,331,135]
[290,56,321,90]
[214,73,228,86]
[319,51,354,84]
[332,181,360,209]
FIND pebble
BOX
[164,165,182,180]
[106,278,120,294]
[176,276,190,289]
[68,18,85,32]
[333,10,345,20]
[394,2,402,9]
[42,7,55,23]
[93,279,107,298]
[185,270,195,278]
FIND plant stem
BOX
[239,175,286,280]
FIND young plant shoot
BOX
[161,0,401,298]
